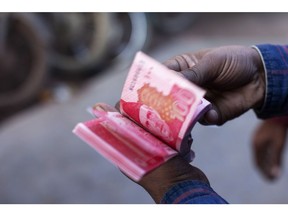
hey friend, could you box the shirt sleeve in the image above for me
[160,180,228,204]
[252,44,288,119]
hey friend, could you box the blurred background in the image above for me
[0,12,288,204]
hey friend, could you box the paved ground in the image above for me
[1,13,288,204]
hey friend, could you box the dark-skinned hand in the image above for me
[163,45,266,125]
[93,103,209,203]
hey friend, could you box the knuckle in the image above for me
[174,55,189,71]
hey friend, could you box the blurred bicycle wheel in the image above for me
[0,13,48,110]
[46,13,151,78]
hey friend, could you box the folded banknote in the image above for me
[73,51,211,181]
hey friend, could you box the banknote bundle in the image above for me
[73,51,211,181]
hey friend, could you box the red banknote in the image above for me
[73,111,178,181]
[73,51,211,181]
[120,52,208,153]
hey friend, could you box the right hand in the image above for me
[163,46,266,125]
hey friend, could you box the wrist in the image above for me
[138,156,209,203]
[251,46,266,110]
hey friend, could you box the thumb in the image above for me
[201,89,252,125]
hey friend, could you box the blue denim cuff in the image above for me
[160,180,228,204]
[253,44,288,119]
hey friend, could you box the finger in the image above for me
[252,123,270,173]
[254,122,286,180]
[93,103,118,112]
[198,107,220,125]
[252,124,280,181]
[202,83,259,125]
[254,139,274,180]
[180,56,217,86]
[267,127,287,179]
[202,91,245,126]
[163,54,196,72]
[115,101,120,111]
[163,59,182,72]
[268,145,281,180]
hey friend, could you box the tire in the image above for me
[0,13,48,109]
[48,13,113,75]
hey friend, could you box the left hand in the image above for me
[93,103,209,203]
[138,155,209,203]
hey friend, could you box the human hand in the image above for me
[93,102,209,203]
[138,155,209,203]
[252,119,287,181]
[163,46,266,125]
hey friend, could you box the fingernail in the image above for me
[204,109,219,124]
[93,103,118,112]
[93,104,105,111]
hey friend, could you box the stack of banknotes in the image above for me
[73,51,211,181]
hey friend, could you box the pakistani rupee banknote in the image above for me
[73,51,211,181]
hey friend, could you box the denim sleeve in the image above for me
[253,44,288,119]
[160,180,228,204]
